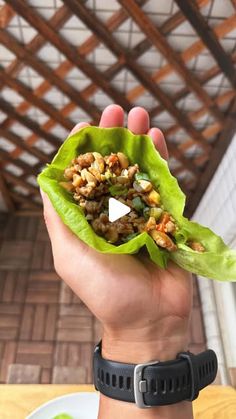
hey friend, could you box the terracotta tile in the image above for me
[26,280,59,303]
[3,217,18,240]
[58,315,92,329]
[52,366,86,384]
[80,343,93,383]
[13,272,27,303]
[0,272,6,299]
[16,342,53,368]
[0,314,19,328]
[31,242,46,270]
[67,343,80,367]
[29,271,60,281]
[0,241,33,270]
[59,282,74,304]
[43,243,54,270]
[41,368,52,384]
[19,305,34,340]
[57,328,93,343]
[0,342,17,382]
[18,341,53,354]
[36,220,49,242]
[25,217,39,240]
[7,364,41,384]
[54,343,69,366]
[15,217,28,240]
[94,318,103,343]
[229,368,236,388]
[59,304,91,317]
[0,303,21,315]
[2,272,16,302]
[44,305,58,341]
[0,342,4,361]
[32,305,47,341]
[0,329,18,340]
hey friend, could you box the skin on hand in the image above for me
[41,105,193,419]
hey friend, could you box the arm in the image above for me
[41,105,193,419]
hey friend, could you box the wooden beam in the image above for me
[0,29,101,122]
[63,0,210,154]
[0,66,74,132]
[0,4,71,85]
[175,0,236,88]
[3,170,39,195]
[9,191,41,210]
[0,97,62,148]
[165,90,236,139]
[186,98,236,217]
[2,0,208,160]
[0,126,49,163]
[150,51,236,132]
[0,171,15,212]
[0,148,38,176]
[118,0,224,124]
[130,14,236,103]
[6,0,132,112]
[0,4,14,28]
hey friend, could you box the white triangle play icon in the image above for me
[108,198,131,222]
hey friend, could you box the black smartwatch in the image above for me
[93,341,217,408]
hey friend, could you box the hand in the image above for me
[41,105,193,419]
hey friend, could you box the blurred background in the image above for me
[0,0,235,387]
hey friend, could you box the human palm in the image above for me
[42,105,192,355]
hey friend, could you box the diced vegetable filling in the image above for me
[60,152,205,252]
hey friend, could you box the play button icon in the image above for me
[108,198,131,222]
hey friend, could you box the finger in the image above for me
[127,107,150,134]
[69,121,90,136]
[148,127,169,160]
[99,104,124,127]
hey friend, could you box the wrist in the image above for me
[102,325,189,364]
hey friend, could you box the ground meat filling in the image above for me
[60,151,205,252]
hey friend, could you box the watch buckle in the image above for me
[134,360,159,408]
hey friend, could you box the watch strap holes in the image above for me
[150,378,158,395]
[100,369,104,384]
[119,375,124,389]
[161,379,166,394]
[126,376,131,391]
[105,372,110,386]
[168,378,174,393]
[175,376,181,391]
[112,374,117,387]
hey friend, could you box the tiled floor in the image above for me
[0,214,205,384]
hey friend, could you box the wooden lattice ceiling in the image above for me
[0,0,236,217]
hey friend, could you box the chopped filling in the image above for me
[60,151,205,252]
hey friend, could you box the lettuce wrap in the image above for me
[37,126,236,281]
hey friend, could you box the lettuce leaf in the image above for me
[37,126,236,281]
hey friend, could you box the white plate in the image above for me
[26,392,99,419]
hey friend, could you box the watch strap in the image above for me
[93,341,218,407]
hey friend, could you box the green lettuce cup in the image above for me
[37,126,236,281]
